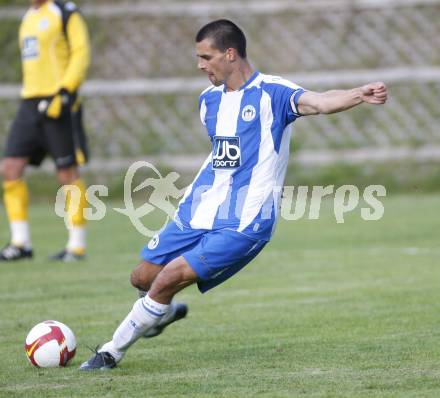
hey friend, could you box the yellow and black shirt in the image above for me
[19,0,90,98]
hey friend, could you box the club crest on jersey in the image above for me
[39,18,49,31]
[241,105,256,122]
[212,136,241,170]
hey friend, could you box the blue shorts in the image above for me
[140,221,267,293]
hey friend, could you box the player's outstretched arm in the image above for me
[297,82,388,116]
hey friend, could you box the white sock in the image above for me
[11,221,31,248]
[158,302,178,326]
[66,226,86,253]
[138,290,175,326]
[99,295,169,362]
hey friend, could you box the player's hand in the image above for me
[360,82,388,105]
[40,88,72,119]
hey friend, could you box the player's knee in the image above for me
[130,268,149,291]
[1,158,25,180]
[0,160,8,179]
[56,167,79,185]
[130,269,148,290]
[130,261,161,291]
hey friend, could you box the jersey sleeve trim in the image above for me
[290,88,306,117]
[199,98,207,126]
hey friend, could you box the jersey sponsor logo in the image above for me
[241,105,256,122]
[212,136,241,169]
[22,37,39,59]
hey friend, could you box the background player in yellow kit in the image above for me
[0,0,90,262]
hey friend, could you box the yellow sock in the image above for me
[64,179,87,253]
[3,179,31,247]
[64,178,87,227]
[3,179,29,222]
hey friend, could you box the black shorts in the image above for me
[4,98,89,169]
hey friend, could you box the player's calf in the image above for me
[132,261,190,338]
[148,256,198,304]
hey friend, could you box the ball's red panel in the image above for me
[25,324,73,367]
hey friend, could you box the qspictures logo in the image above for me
[55,161,185,237]
[54,161,387,238]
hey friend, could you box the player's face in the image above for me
[196,39,231,86]
[31,0,48,6]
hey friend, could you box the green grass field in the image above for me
[0,194,439,397]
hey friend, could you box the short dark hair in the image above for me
[196,19,247,58]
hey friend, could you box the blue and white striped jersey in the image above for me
[175,71,306,241]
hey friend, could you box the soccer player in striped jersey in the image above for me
[80,19,387,370]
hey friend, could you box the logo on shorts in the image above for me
[147,234,160,250]
[241,105,256,122]
[55,155,75,168]
[212,136,241,170]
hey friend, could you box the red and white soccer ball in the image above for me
[24,320,76,368]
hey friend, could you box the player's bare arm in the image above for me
[297,82,388,115]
